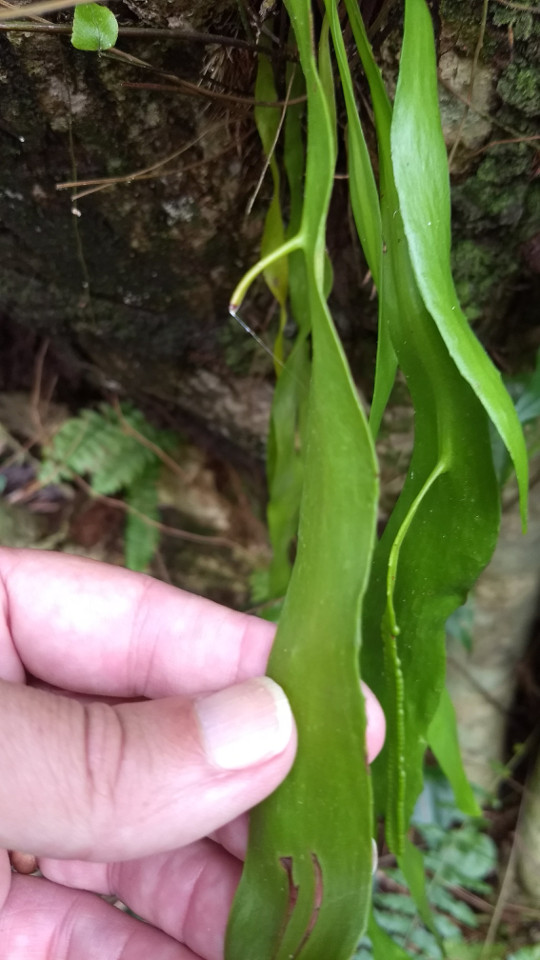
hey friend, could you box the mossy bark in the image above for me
[0,0,275,460]
[1,1,538,460]
[439,0,540,359]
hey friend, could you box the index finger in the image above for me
[0,549,275,698]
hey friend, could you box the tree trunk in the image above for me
[1,0,538,462]
[446,477,540,794]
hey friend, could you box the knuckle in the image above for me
[80,701,127,837]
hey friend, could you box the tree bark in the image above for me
[0,0,537,463]
[446,477,540,794]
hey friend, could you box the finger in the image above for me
[0,875,194,959]
[26,678,385,767]
[0,549,275,696]
[211,816,249,861]
[24,666,385,770]
[209,683,386,861]
[362,681,386,763]
[8,682,384,860]
[0,676,296,861]
[0,549,385,746]
[40,839,240,960]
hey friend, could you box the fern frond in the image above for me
[124,461,160,571]
[39,403,173,496]
[39,402,175,571]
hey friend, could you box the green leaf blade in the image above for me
[71,3,118,52]
[367,910,414,960]
[428,686,481,818]
[326,1,381,286]
[353,0,501,860]
[226,4,379,956]
[340,0,399,437]
[391,0,528,527]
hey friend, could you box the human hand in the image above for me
[0,549,385,959]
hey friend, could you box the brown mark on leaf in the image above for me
[278,855,299,931]
[277,853,324,958]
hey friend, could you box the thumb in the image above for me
[0,677,296,862]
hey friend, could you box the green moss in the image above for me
[439,0,483,56]
[440,0,481,28]
[492,7,536,43]
[453,172,528,229]
[452,239,517,320]
[441,0,540,67]
[497,61,540,117]
[476,145,532,183]
[452,143,535,231]
[448,133,537,323]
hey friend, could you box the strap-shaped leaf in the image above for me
[326,2,381,285]
[266,65,309,600]
[428,686,481,818]
[391,0,528,527]
[225,3,378,957]
[341,0,398,436]
[368,909,413,959]
[226,4,527,958]
[255,56,288,367]
[345,0,504,862]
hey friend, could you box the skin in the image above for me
[0,549,385,959]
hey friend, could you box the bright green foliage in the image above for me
[391,0,528,529]
[226,4,378,958]
[341,0,398,441]
[398,837,442,945]
[71,3,118,52]
[255,60,310,602]
[341,0,513,869]
[324,0,397,442]
[254,56,288,369]
[39,403,174,571]
[226,0,528,957]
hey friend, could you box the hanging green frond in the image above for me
[226,6,378,958]
[225,1,528,957]
[264,63,310,601]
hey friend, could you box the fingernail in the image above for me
[196,677,293,771]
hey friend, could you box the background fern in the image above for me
[124,460,161,572]
[39,403,176,571]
